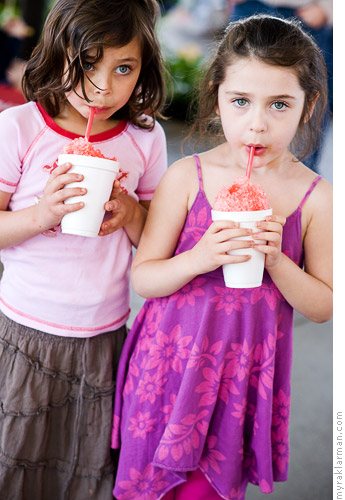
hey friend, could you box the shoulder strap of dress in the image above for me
[298,175,323,211]
[193,154,204,191]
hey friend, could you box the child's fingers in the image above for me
[257,216,286,230]
[253,242,279,257]
[99,212,125,235]
[50,162,73,177]
[210,220,240,232]
[104,199,120,212]
[222,253,252,264]
[53,186,87,203]
[215,227,252,243]
[253,230,281,244]
[59,201,85,215]
[218,239,254,254]
[46,172,84,193]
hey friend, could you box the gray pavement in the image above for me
[129,117,333,499]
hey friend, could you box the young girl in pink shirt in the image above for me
[0,0,167,498]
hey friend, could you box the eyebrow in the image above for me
[225,91,297,100]
[116,57,140,63]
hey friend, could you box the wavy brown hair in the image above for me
[22,0,166,130]
[189,15,328,160]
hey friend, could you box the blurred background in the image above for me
[0,0,333,498]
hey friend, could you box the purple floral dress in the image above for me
[112,155,322,500]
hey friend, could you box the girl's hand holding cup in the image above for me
[189,219,255,276]
[35,162,86,231]
[253,214,286,269]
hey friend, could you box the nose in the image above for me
[92,73,113,96]
[249,107,267,133]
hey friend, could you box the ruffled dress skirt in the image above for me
[0,311,126,500]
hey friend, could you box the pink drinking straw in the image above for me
[85,107,95,141]
[246,146,255,179]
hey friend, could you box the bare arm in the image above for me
[131,160,255,298]
[254,180,333,323]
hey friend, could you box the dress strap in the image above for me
[193,154,204,191]
[298,175,323,211]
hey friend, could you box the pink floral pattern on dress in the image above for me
[157,410,209,462]
[169,278,206,309]
[145,324,192,376]
[259,479,273,494]
[187,337,223,370]
[231,398,247,426]
[195,363,240,407]
[117,465,170,500]
[272,389,290,428]
[250,282,283,310]
[128,411,157,439]
[249,336,276,400]
[224,339,254,382]
[160,393,177,424]
[272,425,289,474]
[210,287,248,315]
[178,206,211,245]
[124,361,139,395]
[135,371,168,404]
[200,436,226,474]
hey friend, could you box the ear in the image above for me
[304,93,319,123]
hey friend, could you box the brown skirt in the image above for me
[0,311,126,500]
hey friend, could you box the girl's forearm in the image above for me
[123,200,148,248]
[267,253,333,323]
[132,250,199,298]
[0,204,45,249]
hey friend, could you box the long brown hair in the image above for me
[190,15,328,160]
[22,0,166,130]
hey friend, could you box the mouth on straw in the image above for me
[246,146,255,179]
[85,107,95,141]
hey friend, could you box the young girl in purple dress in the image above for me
[112,15,332,500]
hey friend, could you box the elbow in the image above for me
[308,299,333,324]
[312,310,333,324]
[131,265,152,299]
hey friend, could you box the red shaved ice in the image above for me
[213,176,270,212]
[62,138,117,161]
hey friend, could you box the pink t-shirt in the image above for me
[0,102,167,337]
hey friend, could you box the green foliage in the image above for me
[164,45,203,119]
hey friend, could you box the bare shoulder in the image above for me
[154,155,199,207]
[298,169,332,235]
[306,173,332,213]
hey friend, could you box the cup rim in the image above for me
[58,153,120,172]
[211,208,272,222]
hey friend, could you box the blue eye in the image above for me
[233,98,248,107]
[116,65,130,75]
[83,62,94,71]
[272,101,287,110]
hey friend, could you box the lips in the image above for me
[93,107,111,114]
[245,144,267,156]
